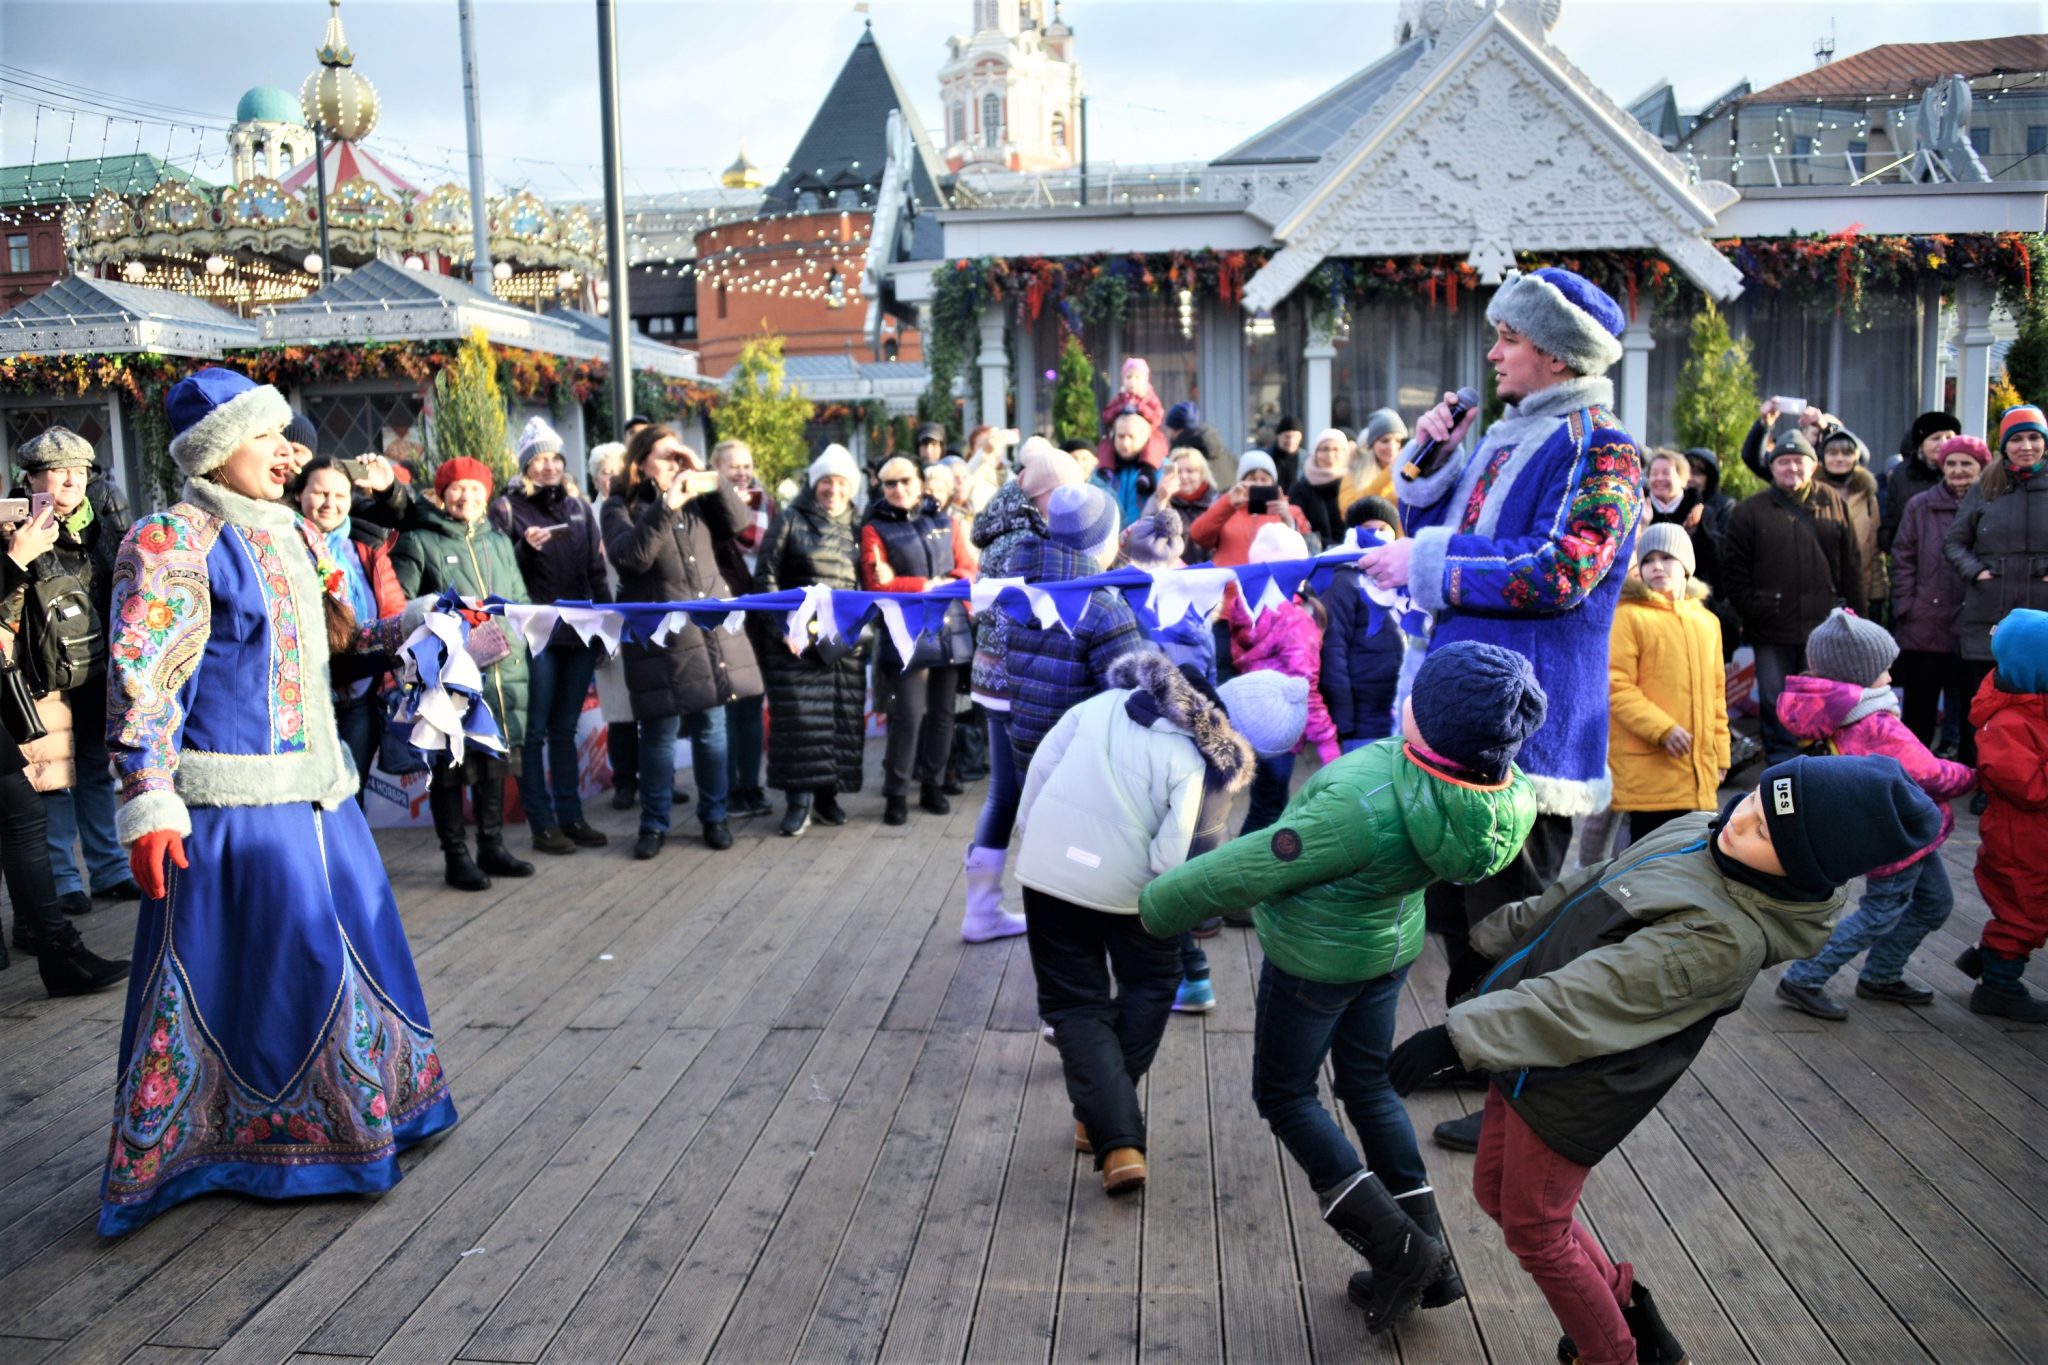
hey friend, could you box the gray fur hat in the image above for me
[1485,267,1626,377]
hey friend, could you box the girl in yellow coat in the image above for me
[1608,522,1730,844]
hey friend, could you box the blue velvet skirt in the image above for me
[97,799,456,1236]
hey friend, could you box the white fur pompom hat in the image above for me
[165,368,292,478]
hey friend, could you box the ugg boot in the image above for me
[961,847,1026,942]
[1972,949,2048,1023]
[431,776,490,892]
[1345,1187,1466,1312]
[473,780,534,878]
[1321,1169,1448,1335]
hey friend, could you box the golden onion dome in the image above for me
[721,141,763,190]
[300,0,379,142]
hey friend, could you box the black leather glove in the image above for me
[1388,1024,1462,1096]
[1444,947,1496,1003]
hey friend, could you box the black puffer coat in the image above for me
[601,478,762,722]
[1945,471,2048,661]
[754,485,866,794]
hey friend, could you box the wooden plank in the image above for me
[0,1335,60,1364]
[701,1029,929,1365]
[461,1023,773,1364]
[955,1044,1073,1365]
[1682,1038,2016,1363]
[353,1025,711,1365]
[1882,1026,2048,1160]
[1715,1012,2048,1356]
[535,1027,820,1365]
[867,1031,1033,1365]
[1051,1075,1143,1365]
[1137,1022,1222,1365]
[1204,1030,1311,1365]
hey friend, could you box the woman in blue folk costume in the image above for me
[98,368,453,1236]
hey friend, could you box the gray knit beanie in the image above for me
[1804,608,1898,687]
[1635,522,1695,576]
[1363,408,1408,447]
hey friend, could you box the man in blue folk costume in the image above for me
[1360,266,1643,1152]
[99,368,454,1235]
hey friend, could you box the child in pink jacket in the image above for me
[1224,522,1338,834]
[1774,609,1974,1020]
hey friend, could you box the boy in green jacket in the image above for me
[1140,640,1544,1335]
[1388,753,1940,1365]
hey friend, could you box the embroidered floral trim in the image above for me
[102,943,449,1209]
[109,512,218,799]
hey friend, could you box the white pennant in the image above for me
[1149,564,1234,631]
[783,583,840,654]
[873,597,916,661]
[970,576,1023,616]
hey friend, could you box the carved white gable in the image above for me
[1241,5,1741,312]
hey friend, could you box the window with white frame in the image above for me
[982,93,1002,147]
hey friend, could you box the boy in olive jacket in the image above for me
[1141,641,1544,1335]
[1389,754,1940,1365]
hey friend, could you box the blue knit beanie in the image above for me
[1759,755,1942,894]
[1992,608,2048,693]
[1410,641,1548,782]
[1047,483,1119,562]
[1164,400,1201,433]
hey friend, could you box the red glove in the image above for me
[130,830,188,901]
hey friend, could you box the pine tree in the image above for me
[1674,302,1763,499]
[1051,335,1097,445]
[717,332,816,488]
[2002,289,2048,409]
[427,329,512,487]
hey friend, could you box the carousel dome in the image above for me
[236,85,303,126]
[300,0,379,142]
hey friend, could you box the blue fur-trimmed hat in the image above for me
[1486,267,1626,377]
[165,368,292,478]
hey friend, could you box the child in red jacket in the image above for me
[1956,608,2048,1022]
[1224,521,1338,834]
[1773,609,1973,1018]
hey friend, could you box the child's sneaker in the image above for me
[1172,978,1216,1013]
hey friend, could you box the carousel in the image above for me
[63,0,604,315]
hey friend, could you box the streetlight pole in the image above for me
[312,127,334,288]
[595,0,632,442]
[457,0,493,286]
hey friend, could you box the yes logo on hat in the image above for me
[1772,776,1795,816]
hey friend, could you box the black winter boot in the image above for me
[1971,948,2048,1023]
[813,790,848,825]
[1345,1187,1466,1312]
[1320,1170,1447,1335]
[1558,1282,1689,1365]
[472,780,534,878]
[36,921,130,997]
[884,795,909,826]
[920,783,951,815]
[779,790,813,838]
[431,774,491,891]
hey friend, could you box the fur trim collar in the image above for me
[168,383,292,479]
[1108,651,1256,792]
[181,476,300,531]
[1621,576,1712,604]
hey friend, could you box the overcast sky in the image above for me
[1,0,2038,199]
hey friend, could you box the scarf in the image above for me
[1647,490,1683,515]
[1841,682,1902,728]
[2011,459,2041,485]
[323,521,378,624]
[62,496,94,537]
[1304,459,1342,487]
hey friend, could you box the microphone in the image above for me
[1402,387,1481,481]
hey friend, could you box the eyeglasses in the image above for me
[881,477,916,487]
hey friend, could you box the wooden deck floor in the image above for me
[2,744,2045,1365]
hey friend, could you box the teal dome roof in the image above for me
[235,86,303,126]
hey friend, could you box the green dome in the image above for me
[235,86,303,126]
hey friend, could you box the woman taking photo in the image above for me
[859,456,974,826]
[1946,403,2048,779]
[754,445,866,838]
[392,456,534,891]
[601,424,761,858]
[492,417,611,856]
[293,454,405,801]
[105,368,452,1235]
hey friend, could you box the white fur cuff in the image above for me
[168,383,293,478]
[117,788,192,846]
[1406,527,1453,614]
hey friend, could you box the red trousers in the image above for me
[1473,1089,1636,1365]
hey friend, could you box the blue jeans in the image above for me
[45,685,125,896]
[638,706,728,833]
[1252,959,1428,1198]
[1783,853,1952,989]
[521,640,601,833]
[1243,751,1296,836]
[1752,641,1807,764]
[1178,932,1209,981]
[726,692,765,793]
[972,710,1020,849]
[335,690,381,809]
